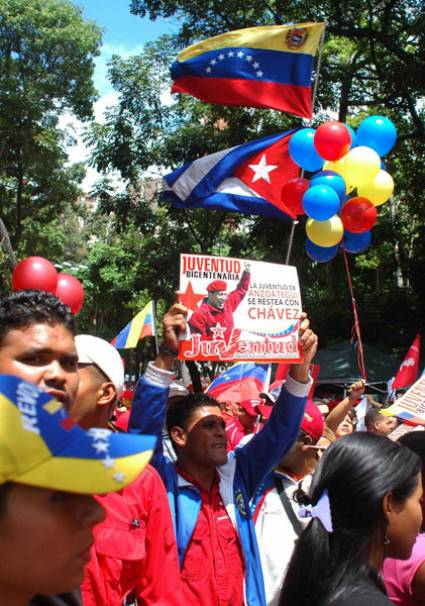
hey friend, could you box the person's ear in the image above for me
[97,382,116,407]
[383,491,404,523]
[300,434,313,451]
[171,425,188,447]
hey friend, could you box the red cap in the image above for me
[240,399,261,417]
[114,409,130,432]
[256,403,273,419]
[207,280,227,292]
[301,400,324,443]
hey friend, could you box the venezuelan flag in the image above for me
[112,301,155,349]
[171,22,325,119]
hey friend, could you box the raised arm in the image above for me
[235,314,318,497]
[128,304,188,470]
[324,380,365,433]
[225,263,251,312]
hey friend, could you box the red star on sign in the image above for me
[179,280,204,311]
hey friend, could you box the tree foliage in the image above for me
[0,0,102,249]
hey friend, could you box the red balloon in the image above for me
[314,121,352,161]
[55,273,84,315]
[341,197,377,233]
[281,178,310,215]
[12,256,58,293]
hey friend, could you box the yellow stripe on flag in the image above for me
[177,23,325,62]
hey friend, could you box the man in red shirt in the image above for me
[189,263,251,340]
[130,305,318,606]
[73,335,182,606]
[221,398,260,451]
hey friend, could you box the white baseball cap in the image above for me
[75,334,125,396]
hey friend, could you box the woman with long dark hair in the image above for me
[383,430,425,605]
[279,432,422,606]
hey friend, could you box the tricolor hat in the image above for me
[207,280,227,292]
[0,375,155,494]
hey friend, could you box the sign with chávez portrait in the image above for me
[178,253,303,362]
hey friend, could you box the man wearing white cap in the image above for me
[70,334,125,430]
[71,334,182,606]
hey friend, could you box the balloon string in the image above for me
[341,246,368,381]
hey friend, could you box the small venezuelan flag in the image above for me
[171,22,325,119]
[112,301,156,349]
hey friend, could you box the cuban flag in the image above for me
[171,22,325,119]
[206,362,270,402]
[163,129,299,220]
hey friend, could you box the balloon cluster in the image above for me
[11,256,84,314]
[285,115,396,262]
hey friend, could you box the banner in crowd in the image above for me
[178,253,302,362]
[383,375,425,425]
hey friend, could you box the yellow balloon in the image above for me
[323,157,354,193]
[306,216,344,247]
[323,157,347,178]
[358,170,394,206]
[343,146,381,188]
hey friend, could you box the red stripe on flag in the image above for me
[172,76,312,119]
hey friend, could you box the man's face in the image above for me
[279,433,319,478]
[224,400,243,418]
[0,323,79,410]
[0,484,105,597]
[180,405,228,467]
[374,415,394,436]
[207,290,227,310]
[70,364,106,429]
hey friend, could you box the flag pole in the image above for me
[152,300,159,355]
[285,21,327,264]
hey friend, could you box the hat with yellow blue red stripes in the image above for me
[0,374,156,494]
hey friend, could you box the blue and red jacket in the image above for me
[129,363,310,606]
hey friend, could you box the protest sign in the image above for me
[382,375,425,425]
[178,253,303,362]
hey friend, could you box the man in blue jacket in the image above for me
[129,304,317,606]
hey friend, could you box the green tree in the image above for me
[0,0,102,260]
[85,2,425,355]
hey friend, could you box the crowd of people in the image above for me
[0,288,424,606]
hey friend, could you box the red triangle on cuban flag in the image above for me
[234,134,299,213]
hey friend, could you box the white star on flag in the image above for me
[211,59,217,65]
[228,51,234,57]
[87,428,110,441]
[218,53,225,60]
[114,472,125,483]
[93,442,109,454]
[253,62,260,68]
[206,67,212,73]
[101,456,115,469]
[246,55,253,62]
[256,70,263,77]
[237,51,244,58]
[248,154,278,184]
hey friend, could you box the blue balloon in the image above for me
[305,238,339,263]
[344,124,358,148]
[310,170,346,202]
[302,184,340,221]
[357,115,397,156]
[289,128,324,172]
[342,230,372,253]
